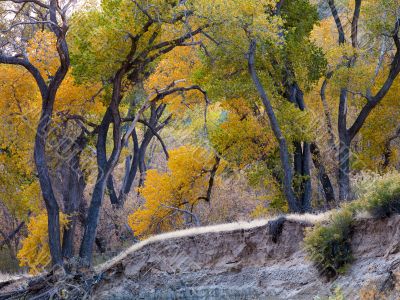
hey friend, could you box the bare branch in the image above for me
[198,156,220,203]
[0,0,49,9]
[160,204,201,227]
[1,20,59,33]
[137,119,169,160]
[327,0,345,44]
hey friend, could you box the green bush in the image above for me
[305,173,400,279]
[363,174,400,218]
[304,204,359,278]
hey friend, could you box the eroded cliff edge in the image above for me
[92,215,400,299]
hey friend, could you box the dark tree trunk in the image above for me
[286,83,313,212]
[34,111,63,267]
[248,40,300,212]
[327,0,400,202]
[293,142,303,178]
[61,173,85,259]
[138,133,153,187]
[118,130,140,205]
[338,88,351,201]
[79,110,115,264]
[301,142,312,212]
[106,176,119,206]
[338,136,351,201]
[80,66,127,264]
[310,143,336,204]
[61,135,87,259]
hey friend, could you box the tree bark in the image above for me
[61,135,87,259]
[310,143,336,204]
[327,1,400,202]
[118,130,140,205]
[338,137,351,201]
[285,81,314,211]
[301,142,312,212]
[79,110,116,264]
[79,67,125,264]
[248,40,300,212]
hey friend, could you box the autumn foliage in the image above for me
[128,145,221,237]
[0,0,400,278]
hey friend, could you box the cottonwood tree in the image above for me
[107,45,210,207]
[0,0,72,267]
[193,0,324,212]
[128,145,221,237]
[70,0,213,264]
[325,0,400,200]
[1,0,215,268]
[251,0,334,208]
[0,26,105,272]
[106,99,172,207]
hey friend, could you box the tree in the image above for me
[128,145,221,237]
[70,0,215,264]
[192,0,321,212]
[324,0,400,200]
[0,0,72,267]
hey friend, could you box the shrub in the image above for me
[362,173,400,218]
[305,173,400,280]
[304,204,359,278]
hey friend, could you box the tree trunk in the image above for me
[138,134,153,187]
[118,130,140,205]
[106,176,119,206]
[310,143,336,205]
[248,40,300,212]
[338,137,351,201]
[301,142,312,212]
[61,156,86,258]
[288,83,313,212]
[338,88,351,201]
[34,110,63,267]
[80,67,126,264]
[79,110,114,265]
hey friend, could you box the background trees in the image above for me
[0,0,399,275]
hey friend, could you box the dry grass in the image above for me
[286,211,333,224]
[0,272,30,283]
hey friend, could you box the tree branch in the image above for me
[327,0,345,44]
[351,0,362,48]
[198,156,220,202]
[348,18,400,140]
[0,0,49,9]
[0,53,47,97]
[137,119,169,160]
[160,204,201,227]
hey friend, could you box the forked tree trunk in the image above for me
[79,110,116,264]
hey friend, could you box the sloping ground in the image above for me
[92,214,400,299]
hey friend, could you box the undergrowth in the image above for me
[305,172,400,279]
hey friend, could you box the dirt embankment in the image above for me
[92,215,400,299]
[1,215,400,299]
